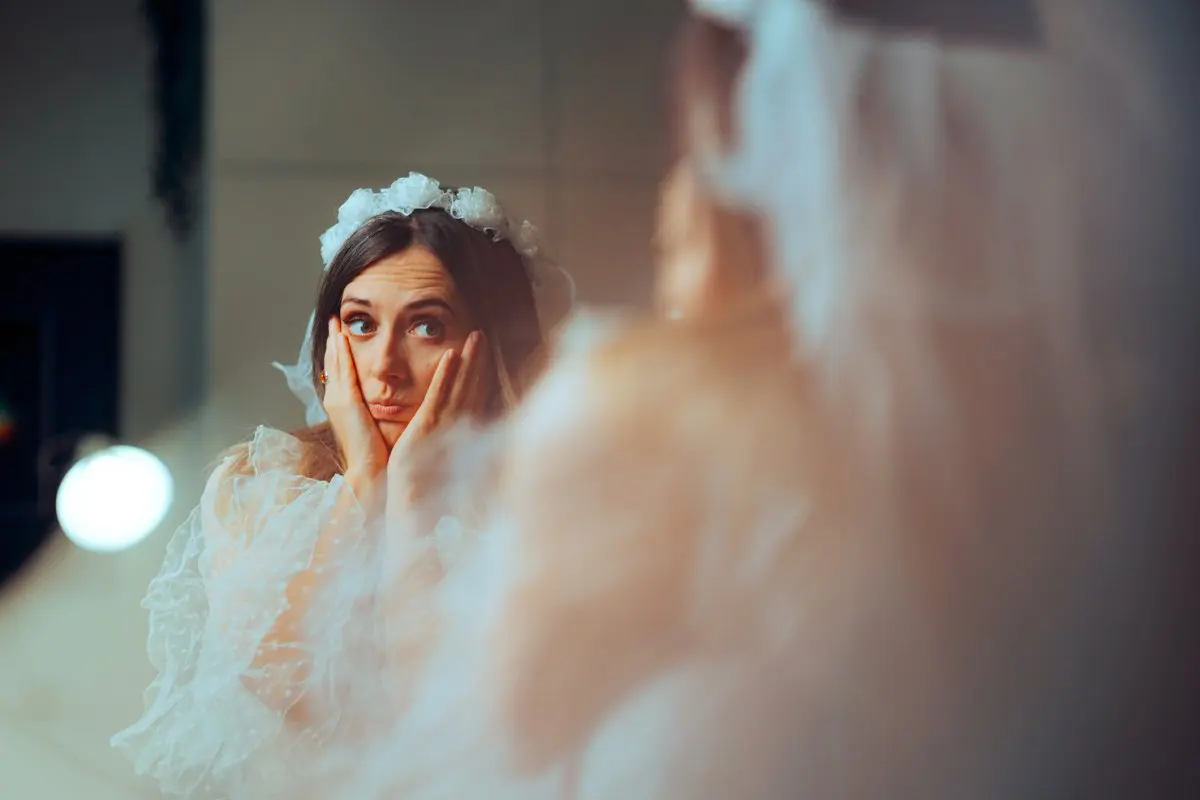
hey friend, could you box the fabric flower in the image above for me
[336,188,378,225]
[382,172,446,214]
[513,220,541,258]
[449,187,507,231]
[320,221,358,267]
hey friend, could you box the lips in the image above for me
[367,403,413,422]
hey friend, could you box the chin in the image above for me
[379,420,408,448]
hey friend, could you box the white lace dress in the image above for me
[110,316,819,800]
[110,425,477,799]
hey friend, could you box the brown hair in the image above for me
[294,207,545,480]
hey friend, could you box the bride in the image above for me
[111,173,571,798]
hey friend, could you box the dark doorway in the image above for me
[0,237,121,594]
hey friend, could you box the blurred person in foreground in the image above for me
[472,2,1191,796]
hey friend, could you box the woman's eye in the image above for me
[344,317,375,336]
[411,319,445,340]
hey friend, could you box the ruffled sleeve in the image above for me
[110,426,370,799]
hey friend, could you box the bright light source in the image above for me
[55,445,174,553]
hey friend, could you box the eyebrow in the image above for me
[340,295,455,315]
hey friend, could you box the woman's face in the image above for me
[339,245,474,446]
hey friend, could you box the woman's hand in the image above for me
[322,316,389,506]
[385,330,489,515]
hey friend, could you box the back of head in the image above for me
[673,0,1198,794]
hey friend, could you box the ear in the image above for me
[654,161,712,320]
[654,160,765,321]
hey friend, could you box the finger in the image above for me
[459,333,492,416]
[334,330,365,402]
[408,348,458,433]
[467,333,493,413]
[446,331,482,412]
[324,316,340,387]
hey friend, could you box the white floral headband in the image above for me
[275,172,575,426]
[317,172,545,268]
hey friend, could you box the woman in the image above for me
[111,172,571,798]
[297,1,1183,798]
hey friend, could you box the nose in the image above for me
[364,328,413,387]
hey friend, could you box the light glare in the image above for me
[55,445,174,553]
